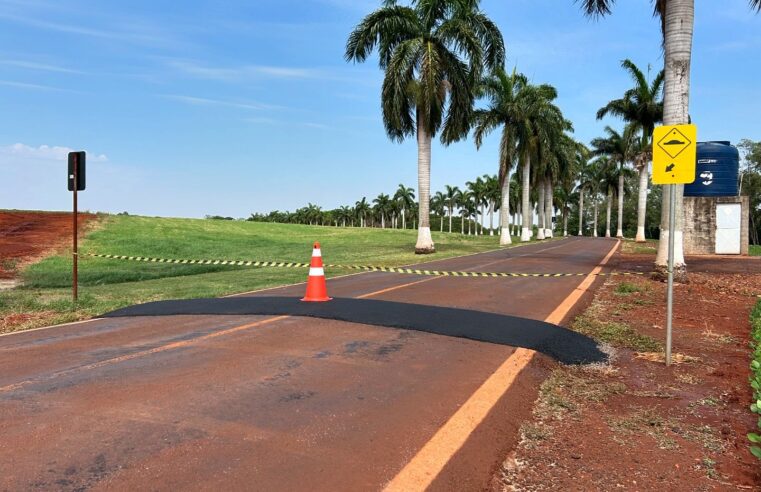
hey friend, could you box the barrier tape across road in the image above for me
[86,253,645,278]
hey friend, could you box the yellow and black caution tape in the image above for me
[87,253,312,268]
[86,253,645,278]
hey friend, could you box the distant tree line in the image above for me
[739,139,761,245]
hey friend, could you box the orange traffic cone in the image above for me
[301,241,332,302]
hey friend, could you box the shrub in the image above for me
[748,299,761,459]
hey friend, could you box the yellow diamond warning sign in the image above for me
[652,124,697,185]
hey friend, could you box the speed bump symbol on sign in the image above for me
[652,124,697,185]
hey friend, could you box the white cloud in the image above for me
[0,10,185,49]
[0,79,65,91]
[0,143,108,162]
[168,60,320,82]
[161,94,283,111]
[0,59,83,74]
[303,122,330,130]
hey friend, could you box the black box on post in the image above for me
[67,151,86,191]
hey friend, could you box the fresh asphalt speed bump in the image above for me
[86,253,644,278]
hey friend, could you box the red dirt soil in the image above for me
[0,211,97,279]
[498,249,761,491]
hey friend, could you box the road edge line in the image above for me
[544,239,620,325]
[382,239,621,491]
[383,348,535,492]
[0,318,101,338]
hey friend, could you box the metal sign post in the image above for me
[73,158,78,301]
[68,151,86,302]
[665,183,676,366]
[652,124,697,367]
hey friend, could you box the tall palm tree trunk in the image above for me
[513,212,518,236]
[415,113,434,254]
[578,188,584,236]
[461,213,465,234]
[616,169,624,238]
[593,197,599,237]
[448,206,453,233]
[655,0,693,276]
[489,203,495,236]
[636,163,649,242]
[499,174,512,245]
[563,209,568,237]
[544,179,553,238]
[520,157,532,242]
[381,215,385,229]
[606,187,613,237]
[514,205,520,237]
[537,180,546,240]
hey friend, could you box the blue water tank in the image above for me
[684,141,739,197]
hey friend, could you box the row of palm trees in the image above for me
[346,0,761,276]
[249,56,666,243]
[247,177,505,234]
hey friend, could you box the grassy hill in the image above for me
[2,214,519,333]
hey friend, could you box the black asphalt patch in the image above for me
[104,297,606,365]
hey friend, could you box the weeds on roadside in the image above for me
[572,313,661,352]
[747,299,761,459]
[615,282,646,295]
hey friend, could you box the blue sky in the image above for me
[2,0,759,218]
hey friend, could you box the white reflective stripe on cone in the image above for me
[313,249,322,257]
[309,267,325,276]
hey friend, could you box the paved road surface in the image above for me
[0,237,618,491]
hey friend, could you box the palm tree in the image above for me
[355,197,370,227]
[597,59,664,242]
[472,69,528,245]
[575,146,593,235]
[461,197,477,235]
[588,158,609,237]
[519,84,565,242]
[388,200,400,229]
[373,193,392,228]
[305,203,322,225]
[540,133,576,239]
[590,124,637,238]
[599,159,619,237]
[509,173,521,236]
[555,186,575,237]
[466,177,486,235]
[554,138,582,237]
[444,185,461,233]
[483,174,500,235]
[577,0,761,274]
[393,184,415,230]
[337,206,352,227]
[431,191,446,232]
[346,0,505,254]
[457,190,472,234]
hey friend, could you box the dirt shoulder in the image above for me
[497,244,761,490]
[0,210,98,280]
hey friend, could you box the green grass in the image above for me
[1,214,535,333]
[615,281,645,295]
[621,239,658,255]
[572,313,662,352]
[750,245,761,256]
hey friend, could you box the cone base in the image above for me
[301,296,333,302]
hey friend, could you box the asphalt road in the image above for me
[0,237,618,491]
